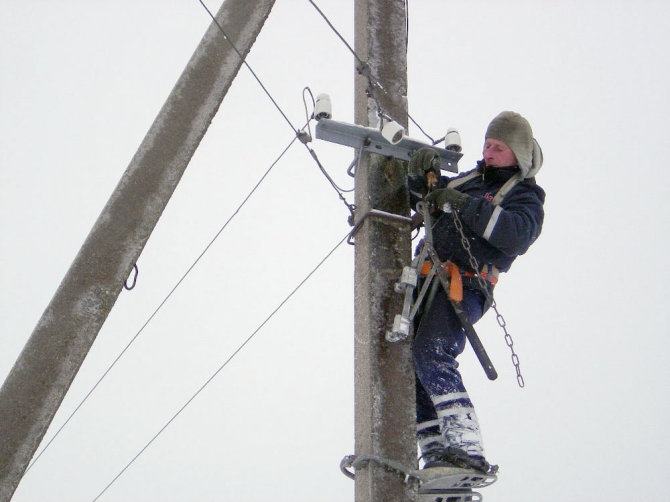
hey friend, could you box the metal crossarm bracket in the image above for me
[315,118,461,172]
[348,208,413,245]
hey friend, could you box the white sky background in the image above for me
[1,1,669,501]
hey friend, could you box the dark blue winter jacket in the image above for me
[409,162,545,274]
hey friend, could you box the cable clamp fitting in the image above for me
[297,129,312,144]
[356,62,372,79]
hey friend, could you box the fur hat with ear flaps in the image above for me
[485,111,543,179]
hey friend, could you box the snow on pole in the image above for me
[352,1,417,501]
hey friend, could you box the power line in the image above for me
[306,0,436,144]
[307,0,362,66]
[27,0,356,475]
[198,0,299,134]
[28,0,352,470]
[25,135,299,474]
[200,1,355,215]
[300,87,356,220]
[91,231,350,502]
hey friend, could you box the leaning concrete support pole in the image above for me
[353,1,417,501]
[0,1,275,499]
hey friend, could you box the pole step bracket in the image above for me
[412,465,497,500]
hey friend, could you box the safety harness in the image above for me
[389,201,498,380]
[389,169,526,382]
[446,169,523,204]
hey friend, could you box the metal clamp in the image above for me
[387,266,419,342]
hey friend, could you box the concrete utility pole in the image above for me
[353,1,417,501]
[0,1,275,500]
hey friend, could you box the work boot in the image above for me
[439,446,498,475]
[421,447,497,474]
[421,447,459,469]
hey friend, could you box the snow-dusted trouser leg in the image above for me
[417,419,442,458]
[416,372,443,458]
[413,288,488,458]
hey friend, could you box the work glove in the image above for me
[409,147,440,179]
[426,187,469,212]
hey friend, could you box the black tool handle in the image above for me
[425,244,498,380]
[449,299,498,380]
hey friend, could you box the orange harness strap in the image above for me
[419,261,498,300]
[447,262,463,302]
[419,261,463,302]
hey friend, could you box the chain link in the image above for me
[452,210,525,388]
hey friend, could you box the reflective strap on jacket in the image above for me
[446,171,480,190]
[481,173,522,242]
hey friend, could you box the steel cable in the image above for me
[91,231,350,501]
[25,135,299,474]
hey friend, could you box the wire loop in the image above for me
[123,264,138,290]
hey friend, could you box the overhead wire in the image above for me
[84,3,447,497]
[306,0,437,144]
[200,0,355,216]
[302,86,316,141]
[302,87,353,194]
[28,0,359,474]
[25,134,300,474]
[91,230,350,502]
[300,87,356,228]
[198,0,299,134]
[84,6,364,488]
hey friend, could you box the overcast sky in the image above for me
[1,1,669,501]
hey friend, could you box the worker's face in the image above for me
[483,138,517,168]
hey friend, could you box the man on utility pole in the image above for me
[352,1,417,501]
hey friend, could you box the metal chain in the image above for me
[451,210,525,388]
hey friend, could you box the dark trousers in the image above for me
[413,287,488,425]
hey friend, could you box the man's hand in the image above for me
[426,187,469,212]
[409,147,440,179]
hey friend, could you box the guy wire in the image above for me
[25,135,300,474]
[307,0,436,144]
[91,231,350,502]
[198,0,299,134]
